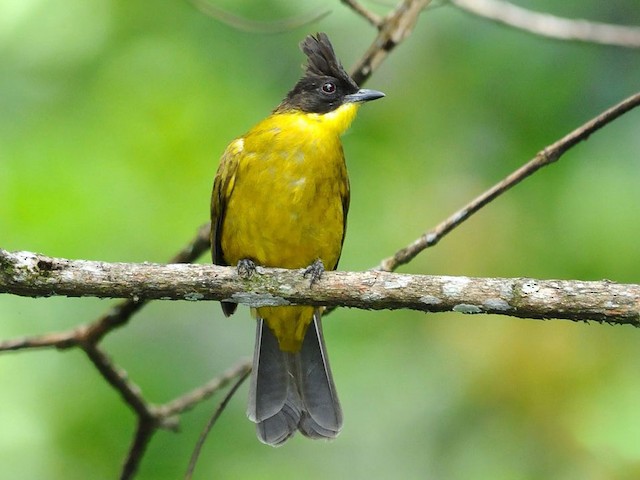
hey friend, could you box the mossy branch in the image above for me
[2,249,639,337]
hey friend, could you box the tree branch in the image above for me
[82,344,155,421]
[184,366,251,480]
[117,360,250,480]
[1,249,638,327]
[451,0,640,48]
[121,418,157,480]
[4,3,639,476]
[377,90,640,272]
[349,0,433,85]
[341,0,383,28]
[156,360,252,419]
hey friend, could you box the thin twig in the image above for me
[451,0,640,49]
[184,367,251,480]
[157,360,252,418]
[119,362,252,480]
[188,0,331,34]
[82,344,154,421]
[350,0,433,85]
[0,329,79,352]
[121,418,157,480]
[377,91,640,272]
[341,0,383,27]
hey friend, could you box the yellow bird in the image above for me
[210,32,384,446]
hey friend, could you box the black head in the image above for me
[276,33,369,114]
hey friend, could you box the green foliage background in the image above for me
[2,1,640,478]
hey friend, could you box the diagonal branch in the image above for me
[349,0,433,86]
[341,0,383,27]
[82,344,155,422]
[377,90,640,272]
[121,418,157,480]
[0,329,79,352]
[451,0,640,48]
[184,366,251,480]
[116,359,250,480]
[156,360,252,418]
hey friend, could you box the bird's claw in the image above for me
[237,259,256,279]
[303,259,325,286]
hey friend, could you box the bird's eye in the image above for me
[321,82,336,94]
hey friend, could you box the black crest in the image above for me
[301,33,359,92]
[276,33,360,114]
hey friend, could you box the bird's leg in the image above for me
[237,258,257,279]
[303,259,325,286]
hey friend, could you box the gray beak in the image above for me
[344,89,385,103]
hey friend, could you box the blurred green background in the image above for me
[2,0,640,478]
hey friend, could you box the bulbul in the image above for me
[210,32,384,446]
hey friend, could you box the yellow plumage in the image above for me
[210,32,383,445]
[214,106,356,351]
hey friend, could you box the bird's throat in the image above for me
[305,102,360,136]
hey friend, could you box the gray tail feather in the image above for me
[247,311,342,446]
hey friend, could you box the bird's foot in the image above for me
[237,259,256,279]
[303,259,325,286]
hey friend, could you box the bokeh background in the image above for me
[2,0,640,478]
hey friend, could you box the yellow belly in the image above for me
[220,112,350,351]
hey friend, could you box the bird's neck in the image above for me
[277,103,360,137]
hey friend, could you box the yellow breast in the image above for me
[218,105,356,351]
[220,108,352,270]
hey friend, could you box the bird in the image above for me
[210,32,384,446]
